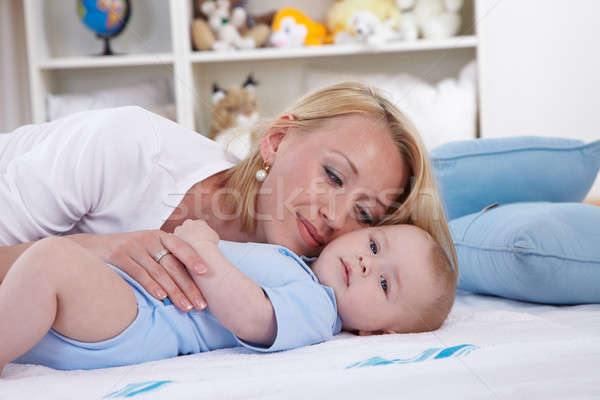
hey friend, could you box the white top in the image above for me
[0,106,236,245]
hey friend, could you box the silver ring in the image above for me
[153,249,171,263]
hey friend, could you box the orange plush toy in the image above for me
[270,8,327,48]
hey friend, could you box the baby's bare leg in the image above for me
[0,237,137,374]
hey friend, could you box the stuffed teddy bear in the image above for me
[270,8,328,48]
[396,0,463,40]
[191,0,273,51]
[333,10,400,45]
[202,0,255,51]
[210,74,260,160]
[326,0,401,44]
[191,18,215,51]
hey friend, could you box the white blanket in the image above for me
[2,290,600,399]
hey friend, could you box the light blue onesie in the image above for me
[14,241,342,370]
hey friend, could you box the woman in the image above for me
[0,82,456,312]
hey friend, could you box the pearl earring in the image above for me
[255,163,270,182]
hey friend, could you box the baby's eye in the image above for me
[380,275,388,293]
[369,239,378,254]
[324,166,343,186]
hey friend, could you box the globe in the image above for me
[77,0,131,55]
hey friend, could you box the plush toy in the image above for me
[210,74,260,160]
[396,0,463,40]
[326,0,401,44]
[237,2,274,48]
[191,0,273,51]
[243,23,271,49]
[333,10,400,46]
[201,0,255,51]
[191,18,215,51]
[270,8,328,48]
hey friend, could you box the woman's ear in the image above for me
[259,114,294,164]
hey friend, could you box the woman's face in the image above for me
[255,114,409,256]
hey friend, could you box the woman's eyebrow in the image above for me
[330,150,358,176]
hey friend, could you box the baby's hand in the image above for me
[173,219,220,249]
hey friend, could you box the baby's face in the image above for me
[311,225,435,334]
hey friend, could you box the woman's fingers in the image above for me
[143,250,207,312]
[159,234,208,309]
[112,252,167,301]
[160,233,206,274]
[104,230,207,312]
[135,252,192,311]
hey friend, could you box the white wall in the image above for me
[0,0,30,132]
[42,0,172,57]
[477,0,600,198]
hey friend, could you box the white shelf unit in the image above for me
[37,54,175,69]
[188,36,478,63]
[23,0,478,135]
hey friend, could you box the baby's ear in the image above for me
[358,329,396,336]
[353,329,396,336]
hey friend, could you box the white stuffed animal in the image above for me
[201,0,255,51]
[269,16,308,48]
[334,10,399,46]
[396,0,463,40]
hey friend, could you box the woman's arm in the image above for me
[167,220,277,346]
[0,108,209,312]
[0,231,209,312]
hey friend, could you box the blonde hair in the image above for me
[409,235,457,333]
[220,82,458,274]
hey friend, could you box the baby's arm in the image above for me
[169,220,276,346]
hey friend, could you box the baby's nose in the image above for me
[358,256,369,276]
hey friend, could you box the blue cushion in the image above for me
[451,202,600,304]
[431,136,600,220]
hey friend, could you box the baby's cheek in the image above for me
[338,295,367,325]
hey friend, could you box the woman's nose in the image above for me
[319,205,345,231]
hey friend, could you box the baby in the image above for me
[0,220,456,373]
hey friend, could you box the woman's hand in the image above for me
[72,230,208,312]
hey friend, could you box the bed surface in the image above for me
[2,290,599,399]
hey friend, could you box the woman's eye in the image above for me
[357,206,373,226]
[324,166,343,186]
[380,275,388,293]
[369,239,378,254]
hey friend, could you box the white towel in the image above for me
[2,290,600,399]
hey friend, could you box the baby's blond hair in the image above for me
[396,231,457,334]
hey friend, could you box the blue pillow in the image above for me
[451,202,600,304]
[430,136,600,220]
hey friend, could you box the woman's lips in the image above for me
[296,213,324,248]
[340,258,350,287]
